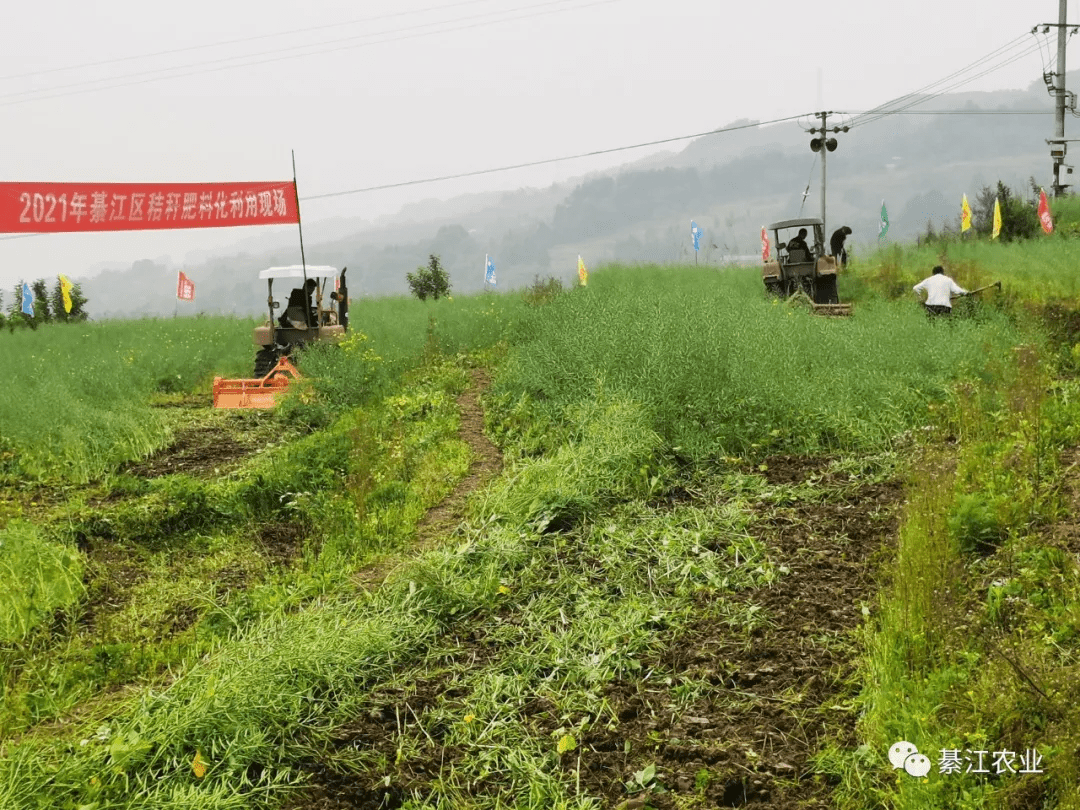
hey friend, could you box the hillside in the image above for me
[74,73,1067,319]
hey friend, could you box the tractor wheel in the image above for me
[254,347,278,377]
[814,275,839,305]
[764,281,784,298]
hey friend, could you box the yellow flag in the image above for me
[992,198,1002,240]
[59,275,74,313]
[577,255,587,287]
[961,194,972,232]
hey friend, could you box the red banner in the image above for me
[1038,188,1054,234]
[177,271,195,301]
[760,226,770,262]
[0,181,298,233]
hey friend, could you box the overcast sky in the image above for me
[0,0,1061,290]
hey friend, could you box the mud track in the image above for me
[414,367,502,543]
[352,368,502,591]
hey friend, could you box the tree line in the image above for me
[1,277,89,332]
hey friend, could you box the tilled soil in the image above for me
[122,424,252,478]
[296,438,904,809]
[565,479,902,809]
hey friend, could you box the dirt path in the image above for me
[414,367,502,543]
[352,366,502,587]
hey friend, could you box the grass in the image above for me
[818,235,1080,808]
[496,263,1032,461]
[0,521,83,644]
[0,355,474,736]
[0,375,774,810]
[5,244,1080,808]
[0,316,257,482]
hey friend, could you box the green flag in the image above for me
[878,200,890,240]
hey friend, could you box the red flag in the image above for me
[177,271,195,301]
[1038,188,1054,234]
[761,226,770,262]
[0,181,298,233]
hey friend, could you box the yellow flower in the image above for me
[192,750,207,778]
[498,585,511,595]
[464,714,476,724]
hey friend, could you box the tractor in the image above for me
[762,218,850,315]
[212,265,349,409]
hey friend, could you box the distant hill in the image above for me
[79,73,1069,319]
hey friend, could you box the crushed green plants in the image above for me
[5,223,1080,809]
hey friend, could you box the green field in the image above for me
[3,223,1080,809]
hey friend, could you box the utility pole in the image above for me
[1043,0,1078,196]
[820,111,828,238]
[1054,0,1069,196]
[808,112,848,243]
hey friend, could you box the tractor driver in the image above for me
[786,228,810,258]
[280,278,317,328]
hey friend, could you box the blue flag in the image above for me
[21,282,33,317]
[690,220,702,252]
[485,254,496,286]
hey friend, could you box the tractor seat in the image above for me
[787,248,808,263]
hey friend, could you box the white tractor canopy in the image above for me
[768,217,823,231]
[259,265,340,280]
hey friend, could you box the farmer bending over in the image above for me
[913,265,967,317]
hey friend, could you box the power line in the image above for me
[0,0,502,83]
[299,114,809,201]
[0,0,623,107]
[847,109,1050,114]
[301,107,1056,202]
[850,35,1042,129]
[849,34,1030,126]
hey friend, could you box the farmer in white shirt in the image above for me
[913,265,967,316]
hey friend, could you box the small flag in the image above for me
[690,220,702,252]
[961,194,972,232]
[577,255,588,286]
[878,200,890,240]
[176,271,195,301]
[485,254,496,286]
[761,226,770,261]
[1038,188,1054,234]
[21,282,33,317]
[992,197,1002,240]
[59,275,73,313]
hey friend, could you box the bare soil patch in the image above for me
[298,452,903,809]
[122,424,250,479]
[563,479,903,809]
